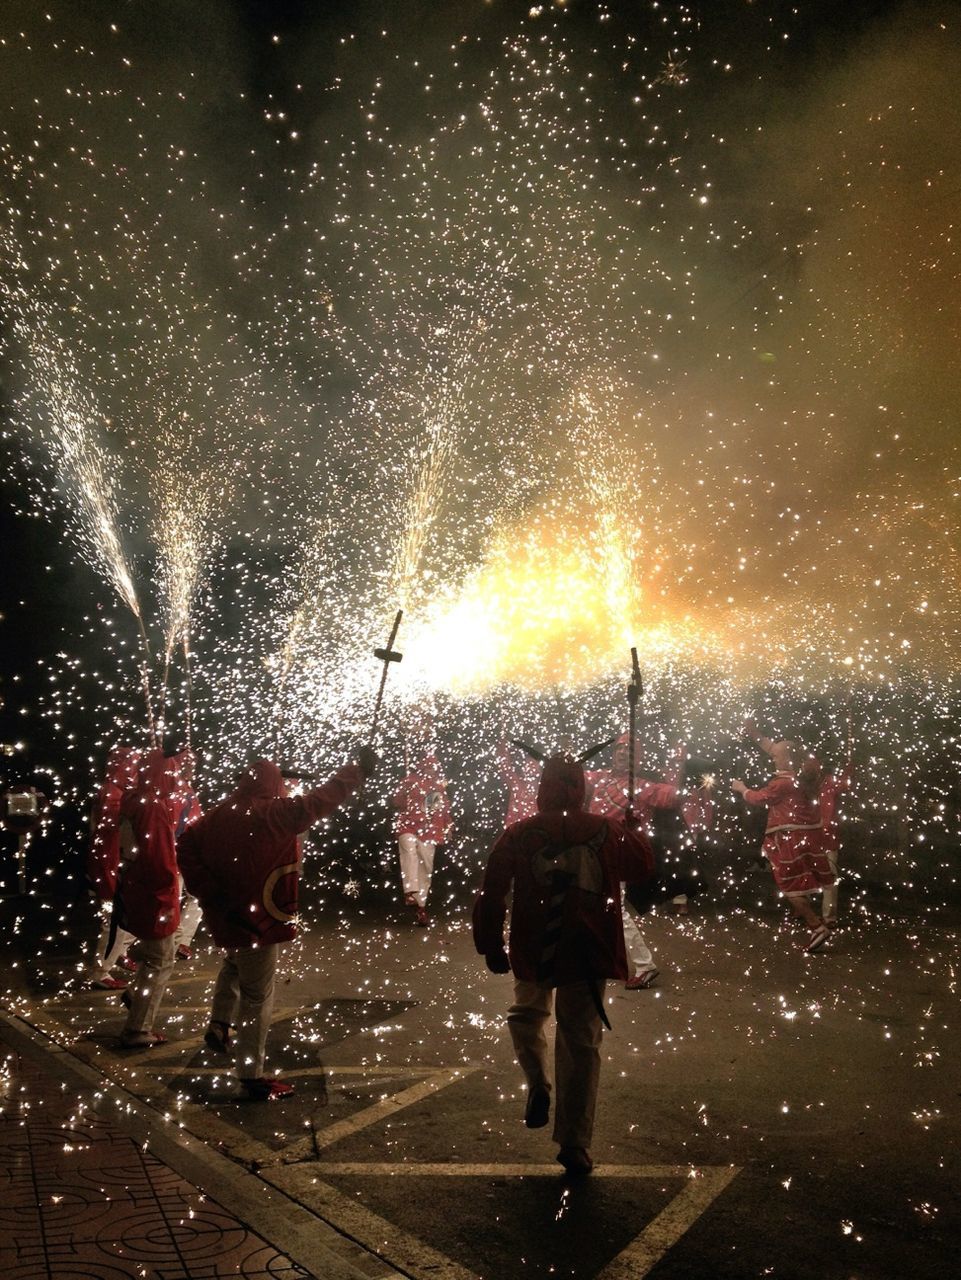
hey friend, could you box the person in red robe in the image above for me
[390,750,452,926]
[496,739,541,825]
[799,753,853,928]
[733,726,834,952]
[473,753,654,1176]
[115,747,194,1047]
[178,748,376,1101]
[586,734,683,989]
[86,746,141,989]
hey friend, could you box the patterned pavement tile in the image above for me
[0,1051,314,1279]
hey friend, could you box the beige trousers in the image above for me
[123,934,177,1034]
[211,944,278,1080]
[507,978,605,1149]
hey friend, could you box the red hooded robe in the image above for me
[87,746,141,900]
[177,759,363,949]
[392,752,452,845]
[496,741,541,826]
[117,749,191,940]
[473,755,654,984]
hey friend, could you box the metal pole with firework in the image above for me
[371,609,404,738]
[626,646,643,820]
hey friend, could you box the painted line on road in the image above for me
[316,1162,708,1177]
[269,1162,479,1280]
[599,1165,742,1279]
[268,1161,741,1280]
[272,1065,479,1164]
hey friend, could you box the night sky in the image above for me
[1,1,959,813]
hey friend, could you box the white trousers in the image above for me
[174,884,203,950]
[621,887,655,976]
[90,903,135,982]
[398,834,435,907]
[210,944,278,1081]
[123,935,176,1035]
[507,979,605,1149]
[821,852,840,922]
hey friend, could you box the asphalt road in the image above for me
[2,888,958,1279]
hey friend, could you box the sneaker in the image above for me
[524,1084,551,1129]
[556,1146,593,1177]
[88,976,128,991]
[414,906,431,927]
[117,954,138,972]
[805,924,831,954]
[241,1077,295,1101]
[175,945,192,962]
[625,968,659,990]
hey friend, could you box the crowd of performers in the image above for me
[82,715,851,1169]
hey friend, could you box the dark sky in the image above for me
[1,0,959,779]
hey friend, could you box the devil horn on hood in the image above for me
[509,738,545,762]
[576,735,618,764]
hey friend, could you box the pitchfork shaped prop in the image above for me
[371,609,404,737]
[626,646,643,818]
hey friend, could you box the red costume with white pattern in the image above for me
[391,753,452,845]
[742,771,834,895]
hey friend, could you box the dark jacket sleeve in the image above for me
[472,831,514,956]
[261,764,364,838]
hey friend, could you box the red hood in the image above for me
[417,753,445,785]
[105,746,141,791]
[235,759,286,800]
[138,748,191,804]
[537,754,586,812]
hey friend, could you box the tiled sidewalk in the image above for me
[0,1049,313,1280]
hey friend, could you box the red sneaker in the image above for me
[88,976,127,991]
[175,945,192,962]
[624,968,659,990]
[117,954,138,973]
[241,1077,295,1101]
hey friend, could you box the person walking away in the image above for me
[473,752,654,1176]
[115,747,193,1047]
[178,748,376,1101]
[86,746,140,990]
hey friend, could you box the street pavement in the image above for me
[1,888,958,1279]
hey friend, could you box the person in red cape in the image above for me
[799,752,853,928]
[473,753,654,1176]
[177,748,376,1101]
[115,747,193,1047]
[390,749,452,927]
[586,733,683,990]
[496,739,541,825]
[733,724,834,952]
[86,746,141,990]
